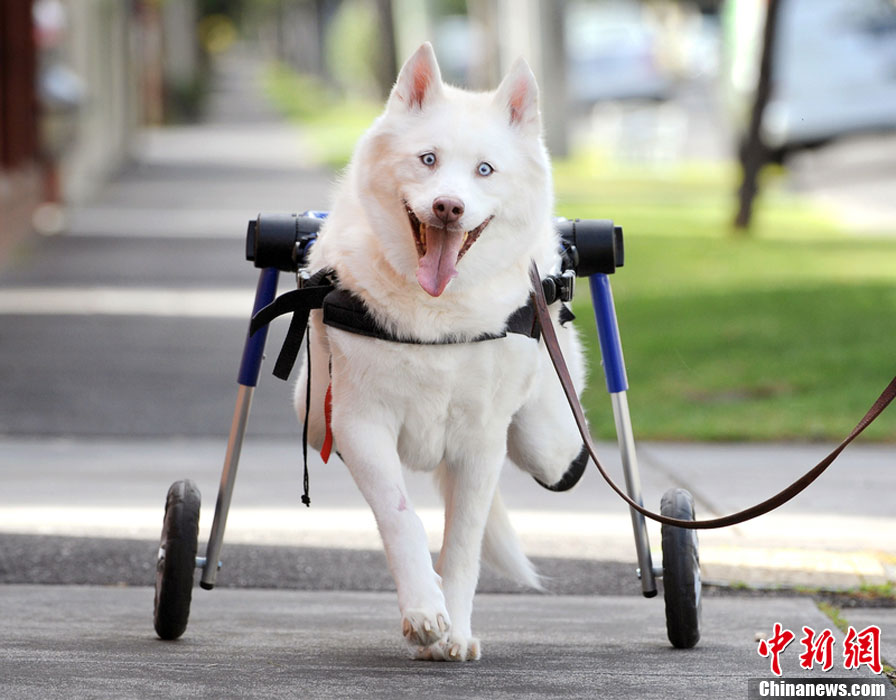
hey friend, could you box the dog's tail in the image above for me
[482,490,545,592]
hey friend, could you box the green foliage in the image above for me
[325,0,384,98]
[263,63,381,169]
[433,0,468,14]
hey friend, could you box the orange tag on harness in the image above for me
[320,382,333,463]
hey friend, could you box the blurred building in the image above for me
[52,0,142,205]
[45,0,200,205]
[0,1,41,255]
[0,0,201,250]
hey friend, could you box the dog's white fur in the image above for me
[295,43,586,661]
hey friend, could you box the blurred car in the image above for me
[566,0,674,107]
[723,0,896,161]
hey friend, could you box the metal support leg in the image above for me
[590,274,658,597]
[610,391,658,597]
[200,384,254,589]
[200,267,279,590]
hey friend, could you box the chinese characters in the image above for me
[758,624,882,676]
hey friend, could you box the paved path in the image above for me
[0,438,894,590]
[1,586,893,699]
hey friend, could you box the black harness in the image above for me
[249,267,574,382]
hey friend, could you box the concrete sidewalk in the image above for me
[0,436,893,590]
[1,585,893,700]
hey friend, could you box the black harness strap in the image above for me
[321,287,542,345]
[300,335,312,506]
[249,269,336,381]
[249,268,571,381]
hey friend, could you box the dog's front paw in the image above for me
[402,608,450,648]
[415,634,481,662]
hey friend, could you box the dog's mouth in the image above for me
[405,202,493,297]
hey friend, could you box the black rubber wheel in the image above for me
[154,479,201,640]
[660,487,701,649]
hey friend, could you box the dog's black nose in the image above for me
[432,196,464,225]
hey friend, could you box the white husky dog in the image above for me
[296,43,586,661]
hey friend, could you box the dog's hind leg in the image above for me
[507,322,589,491]
[331,415,450,655]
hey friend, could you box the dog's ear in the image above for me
[388,42,443,112]
[493,58,540,130]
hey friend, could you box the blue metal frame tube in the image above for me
[237,267,279,387]
[589,273,628,394]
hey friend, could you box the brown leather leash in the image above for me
[529,261,896,530]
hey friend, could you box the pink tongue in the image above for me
[416,227,465,297]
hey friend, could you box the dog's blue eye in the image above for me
[420,152,437,167]
[477,162,494,177]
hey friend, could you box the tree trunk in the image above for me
[734,0,782,232]
[373,0,398,100]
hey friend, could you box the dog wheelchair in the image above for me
[153,212,701,650]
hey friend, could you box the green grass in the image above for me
[262,70,896,442]
[855,581,896,599]
[557,155,896,442]
[817,601,850,633]
[263,64,381,169]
